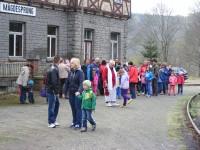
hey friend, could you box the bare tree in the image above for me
[142,3,180,62]
[184,1,200,76]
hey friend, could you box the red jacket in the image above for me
[128,66,138,83]
[177,75,185,84]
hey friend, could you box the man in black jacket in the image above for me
[46,55,60,128]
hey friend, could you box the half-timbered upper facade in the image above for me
[0,0,131,76]
[3,0,131,19]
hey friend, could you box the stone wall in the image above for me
[0,6,128,76]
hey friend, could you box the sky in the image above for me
[131,0,197,16]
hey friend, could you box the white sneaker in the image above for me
[127,99,133,104]
[112,103,120,106]
[48,123,56,128]
[54,122,60,126]
[106,103,112,107]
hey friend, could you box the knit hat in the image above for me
[83,80,92,88]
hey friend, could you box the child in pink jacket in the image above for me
[92,69,99,95]
[168,72,177,96]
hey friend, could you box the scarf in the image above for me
[107,65,117,91]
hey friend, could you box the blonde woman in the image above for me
[65,58,84,129]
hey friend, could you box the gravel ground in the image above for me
[0,86,200,150]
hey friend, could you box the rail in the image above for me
[187,93,200,135]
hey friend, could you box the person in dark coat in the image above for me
[46,55,60,128]
[65,58,84,129]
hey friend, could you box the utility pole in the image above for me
[80,0,84,63]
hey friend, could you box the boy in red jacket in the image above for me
[177,72,185,95]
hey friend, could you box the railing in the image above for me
[0,62,27,77]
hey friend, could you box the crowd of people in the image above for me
[16,55,185,132]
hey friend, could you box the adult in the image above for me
[46,55,60,128]
[102,60,119,107]
[65,58,84,129]
[16,64,32,104]
[151,59,160,96]
[159,64,170,95]
[128,61,138,99]
[98,60,107,95]
[58,58,70,98]
[81,59,90,80]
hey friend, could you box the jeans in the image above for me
[47,92,60,124]
[82,109,96,128]
[121,89,130,106]
[69,93,82,127]
[146,81,152,96]
[19,85,27,104]
[178,84,183,95]
[158,82,163,94]
[129,83,136,99]
[28,91,34,104]
[152,78,158,96]
[162,81,168,94]
[141,83,146,94]
[116,87,121,99]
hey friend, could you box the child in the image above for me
[116,71,121,99]
[177,72,185,95]
[78,80,96,132]
[92,69,98,95]
[145,67,153,98]
[27,79,34,104]
[141,72,146,95]
[168,72,177,96]
[119,69,133,107]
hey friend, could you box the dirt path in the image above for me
[0,86,200,150]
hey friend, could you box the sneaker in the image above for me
[112,102,120,106]
[120,105,126,108]
[91,124,96,131]
[69,124,75,128]
[127,99,133,104]
[106,103,112,107]
[74,125,81,130]
[80,127,87,132]
[48,123,56,128]
[54,122,60,126]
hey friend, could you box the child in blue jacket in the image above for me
[145,67,153,98]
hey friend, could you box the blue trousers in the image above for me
[129,83,136,99]
[146,81,152,96]
[82,109,96,128]
[69,93,82,127]
[19,85,27,104]
[47,92,60,124]
[116,87,121,99]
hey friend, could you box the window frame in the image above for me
[47,26,58,58]
[110,32,119,59]
[9,22,24,57]
[84,29,94,60]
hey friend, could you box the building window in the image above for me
[47,26,57,58]
[9,22,24,57]
[114,0,123,4]
[84,29,94,61]
[111,32,120,59]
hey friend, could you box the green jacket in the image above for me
[78,88,96,110]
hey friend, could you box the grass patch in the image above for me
[0,94,19,107]
[167,96,190,150]
[189,95,200,119]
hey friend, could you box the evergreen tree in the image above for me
[141,39,159,59]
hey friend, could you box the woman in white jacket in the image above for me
[16,64,31,104]
[119,68,133,107]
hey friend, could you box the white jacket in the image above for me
[58,63,69,79]
[16,66,30,87]
[120,72,129,89]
